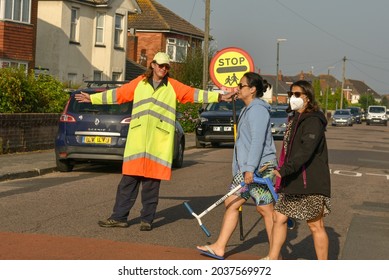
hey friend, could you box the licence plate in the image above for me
[224,126,232,132]
[83,136,112,144]
[213,126,221,131]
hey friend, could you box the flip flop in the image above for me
[197,245,224,260]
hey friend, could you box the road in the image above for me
[0,124,388,260]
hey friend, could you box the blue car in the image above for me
[55,82,185,172]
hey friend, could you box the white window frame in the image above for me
[2,0,30,23]
[166,38,188,62]
[95,12,105,45]
[93,70,102,81]
[1,59,27,70]
[114,13,124,48]
[70,7,79,42]
[112,72,121,81]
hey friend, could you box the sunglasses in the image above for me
[155,63,170,70]
[288,91,304,97]
[238,83,250,89]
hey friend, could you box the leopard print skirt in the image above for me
[274,193,331,221]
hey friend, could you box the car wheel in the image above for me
[56,156,74,172]
[172,138,184,168]
[195,136,205,148]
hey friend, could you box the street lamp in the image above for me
[275,38,287,106]
[325,66,335,115]
[367,88,371,109]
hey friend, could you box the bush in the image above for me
[0,68,68,113]
[177,102,202,133]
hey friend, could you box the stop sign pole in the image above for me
[209,47,255,241]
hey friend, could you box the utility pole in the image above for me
[275,38,287,105]
[202,0,210,90]
[340,56,346,109]
[326,66,335,114]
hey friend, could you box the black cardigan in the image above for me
[279,111,331,197]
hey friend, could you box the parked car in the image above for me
[55,81,185,172]
[347,106,362,124]
[270,107,289,140]
[366,105,387,126]
[195,99,245,147]
[331,109,353,126]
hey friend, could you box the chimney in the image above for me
[278,70,283,81]
[299,70,305,80]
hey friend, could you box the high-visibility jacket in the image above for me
[90,74,220,180]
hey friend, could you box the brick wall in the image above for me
[0,114,60,154]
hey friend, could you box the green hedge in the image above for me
[0,68,68,113]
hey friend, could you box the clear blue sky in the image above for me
[157,0,389,94]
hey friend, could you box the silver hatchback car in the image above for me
[331,109,353,126]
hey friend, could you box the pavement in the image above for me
[0,133,197,182]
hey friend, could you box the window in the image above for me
[1,59,28,70]
[112,72,121,81]
[70,7,79,42]
[95,12,105,45]
[114,14,124,48]
[67,73,77,88]
[93,71,102,81]
[166,38,188,62]
[3,0,30,23]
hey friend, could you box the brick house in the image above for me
[127,0,204,68]
[0,0,38,71]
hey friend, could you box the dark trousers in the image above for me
[110,175,161,223]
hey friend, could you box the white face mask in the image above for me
[290,95,304,111]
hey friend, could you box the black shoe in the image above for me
[98,218,129,228]
[140,221,152,231]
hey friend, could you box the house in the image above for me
[344,79,380,104]
[262,72,290,104]
[0,0,38,71]
[35,0,140,87]
[127,0,204,67]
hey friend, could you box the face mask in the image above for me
[289,95,304,111]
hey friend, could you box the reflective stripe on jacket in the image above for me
[91,75,219,180]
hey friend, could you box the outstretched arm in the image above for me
[74,92,91,103]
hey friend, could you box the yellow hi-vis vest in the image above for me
[90,75,220,180]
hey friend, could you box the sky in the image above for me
[157,0,389,94]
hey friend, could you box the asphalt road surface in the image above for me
[0,124,388,260]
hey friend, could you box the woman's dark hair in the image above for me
[143,60,170,80]
[290,80,319,112]
[243,72,270,98]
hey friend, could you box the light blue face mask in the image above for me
[290,95,304,111]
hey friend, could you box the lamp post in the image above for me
[367,88,371,110]
[275,38,287,106]
[325,66,335,115]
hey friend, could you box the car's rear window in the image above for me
[68,92,133,115]
[270,110,288,118]
[206,100,245,111]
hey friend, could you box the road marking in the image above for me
[330,169,388,180]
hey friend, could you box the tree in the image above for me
[358,94,376,111]
[170,46,217,132]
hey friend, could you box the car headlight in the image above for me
[200,117,208,123]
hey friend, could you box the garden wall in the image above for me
[0,114,60,154]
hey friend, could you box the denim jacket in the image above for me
[232,98,277,176]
